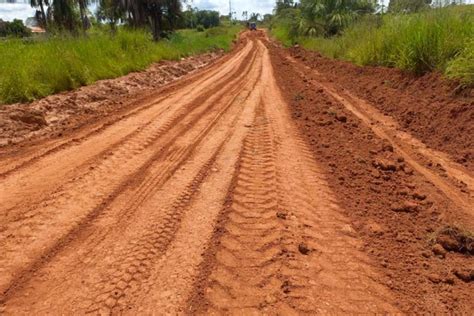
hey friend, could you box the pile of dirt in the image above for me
[267,41,474,313]
[287,47,474,171]
[0,51,223,148]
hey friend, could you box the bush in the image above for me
[196,25,205,32]
[0,26,241,104]
[0,19,31,38]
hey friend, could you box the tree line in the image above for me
[26,0,222,40]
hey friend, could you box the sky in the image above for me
[0,0,473,22]
[0,0,394,22]
[190,0,275,18]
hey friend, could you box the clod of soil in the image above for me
[276,211,287,219]
[453,268,474,283]
[391,201,419,213]
[372,159,397,172]
[432,244,447,258]
[9,111,47,126]
[335,114,347,123]
[298,243,310,255]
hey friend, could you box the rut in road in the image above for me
[193,46,398,314]
[2,34,399,314]
[0,39,257,297]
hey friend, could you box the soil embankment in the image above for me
[0,51,222,148]
[287,46,474,172]
[267,39,473,313]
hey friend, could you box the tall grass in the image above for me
[271,24,295,47]
[350,7,473,75]
[0,26,240,105]
[272,6,474,85]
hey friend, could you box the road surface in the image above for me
[0,32,472,314]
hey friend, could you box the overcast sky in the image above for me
[0,0,386,22]
[1,0,473,22]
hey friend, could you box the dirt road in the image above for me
[0,32,472,314]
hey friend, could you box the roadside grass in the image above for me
[271,6,474,85]
[0,25,241,105]
[271,24,294,47]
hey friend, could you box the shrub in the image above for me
[0,19,31,38]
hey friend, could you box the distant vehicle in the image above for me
[250,22,257,31]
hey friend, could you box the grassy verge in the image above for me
[0,25,241,105]
[271,6,474,85]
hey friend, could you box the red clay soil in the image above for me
[0,32,472,314]
[266,41,474,314]
[0,51,222,149]
[287,46,474,172]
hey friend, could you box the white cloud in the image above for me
[0,3,36,22]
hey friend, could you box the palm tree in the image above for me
[30,0,49,29]
[165,0,182,30]
[299,0,375,36]
[50,0,78,31]
[77,0,90,31]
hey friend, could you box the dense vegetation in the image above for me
[0,26,240,104]
[27,0,225,40]
[270,0,473,85]
[0,19,31,37]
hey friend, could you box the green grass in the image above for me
[0,25,241,105]
[271,6,474,85]
[271,24,295,47]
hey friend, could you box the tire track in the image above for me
[85,151,221,314]
[0,40,259,300]
[200,104,293,314]
[192,43,399,314]
[1,39,266,315]
[0,41,254,218]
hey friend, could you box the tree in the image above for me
[50,0,79,31]
[97,0,124,31]
[249,12,261,22]
[262,13,273,24]
[77,0,91,31]
[0,19,32,37]
[298,0,376,36]
[103,0,183,40]
[195,10,220,28]
[165,0,182,30]
[242,11,248,21]
[29,0,49,29]
[275,0,296,14]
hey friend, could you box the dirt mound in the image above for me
[0,51,222,148]
[267,41,474,314]
[288,47,474,171]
